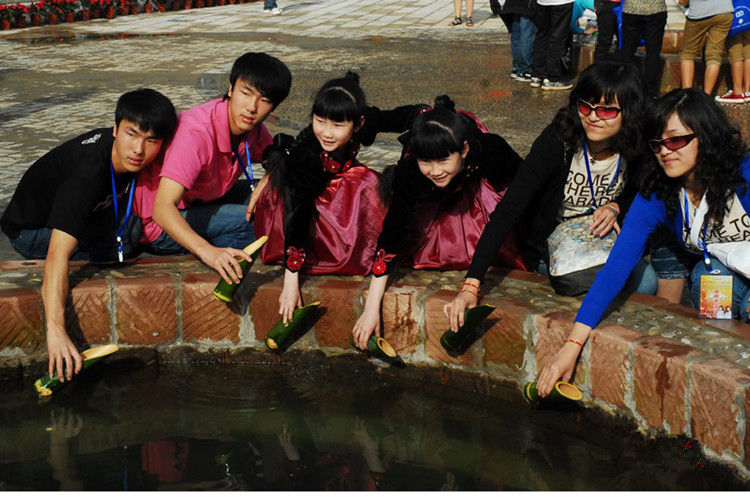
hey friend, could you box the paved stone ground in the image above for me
[0,0,688,262]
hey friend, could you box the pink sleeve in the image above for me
[160,125,213,190]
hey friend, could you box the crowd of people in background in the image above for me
[499,0,749,103]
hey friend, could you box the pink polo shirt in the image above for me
[135,98,272,243]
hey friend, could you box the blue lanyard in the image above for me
[232,138,255,191]
[683,189,712,270]
[110,161,135,263]
[582,141,621,210]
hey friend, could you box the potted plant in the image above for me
[46,0,61,24]
[28,1,44,25]
[79,0,90,19]
[0,5,13,30]
[117,0,130,15]
[183,0,191,9]
[12,3,28,28]
[129,0,139,15]
[143,0,154,13]
[59,0,79,23]
[99,0,114,18]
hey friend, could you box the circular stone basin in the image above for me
[0,348,747,491]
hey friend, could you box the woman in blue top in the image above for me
[538,88,750,396]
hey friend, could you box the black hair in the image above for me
[553,61,648,161]
[225,52,292,106]
[408,95,480,161]
[640,88,748,224]
[115,88,177,140]
[311,71,366,123]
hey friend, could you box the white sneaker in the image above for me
[264,6,282,14]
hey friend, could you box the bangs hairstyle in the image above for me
[311,71,366,123]
[226,52,292,106]
[115,88,177,141]
[641,88,748,223]
[554,61,648,160]
[408,108,473,160]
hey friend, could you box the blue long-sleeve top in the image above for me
[575,155,750,328]
[571,0,595,34]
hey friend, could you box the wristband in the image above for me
[566,338,584,349]
[604,202,620,216]
[462,281,480,290]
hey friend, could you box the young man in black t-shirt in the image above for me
[0,88,177,383]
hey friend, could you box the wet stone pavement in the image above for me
[2,1,749,369]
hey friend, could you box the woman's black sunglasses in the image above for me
[648,133,697,154]
[577,99,622,120]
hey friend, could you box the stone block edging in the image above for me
[0,258,749,476]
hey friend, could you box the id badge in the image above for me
[699,275,732,319]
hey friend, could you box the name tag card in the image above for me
[699,275,733,319]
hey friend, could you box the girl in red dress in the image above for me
[251,72,425,324]
[351,96,526,347]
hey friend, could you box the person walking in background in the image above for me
[263,0,282,15]
[501,0,538,82]
[617,0,667,99]
[593,0,620,62]
[450,0,475,26]
[716,30,750,104]
[530,0,575,90]
[678,0,734,96]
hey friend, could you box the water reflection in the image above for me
[0,361,746,491]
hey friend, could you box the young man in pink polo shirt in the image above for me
[135,52,292,284]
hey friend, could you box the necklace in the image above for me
[585,140,613,165]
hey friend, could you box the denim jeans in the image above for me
[263,0,277,9]
[511,14,537,75]
[9,209,140,262]
[146,181,256,255]
[690,259,750,323]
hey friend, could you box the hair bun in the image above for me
[344,71,360,84]
[433,95,456,111]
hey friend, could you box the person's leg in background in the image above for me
[541,2,574,88]
[531,4,552,86]
[702,12,734,95]
[642,10,667,98]
[594,0,618,62]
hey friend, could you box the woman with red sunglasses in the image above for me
[536,88,750,397]
[444,61,655,332]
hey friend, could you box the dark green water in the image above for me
[0,353,747,491]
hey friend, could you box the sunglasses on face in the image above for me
[577,99,622,120]
[648,133,697,154]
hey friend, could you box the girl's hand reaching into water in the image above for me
[443,279,481,332]
[279,269,303,326]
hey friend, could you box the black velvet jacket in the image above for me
[267,104,428,271]
[371,131,522,276]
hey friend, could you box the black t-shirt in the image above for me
[0,128,133,240]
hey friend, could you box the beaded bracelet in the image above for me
[604,202,620,216]
[566,338,584,349]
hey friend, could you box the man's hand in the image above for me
[197,245,252,285]
[47,327,82,381]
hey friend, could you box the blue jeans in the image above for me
[9,209,141,262]
[263,0,277,9]
[511,15,537,75]
[146,182,256,255]
[690,260,750,323]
